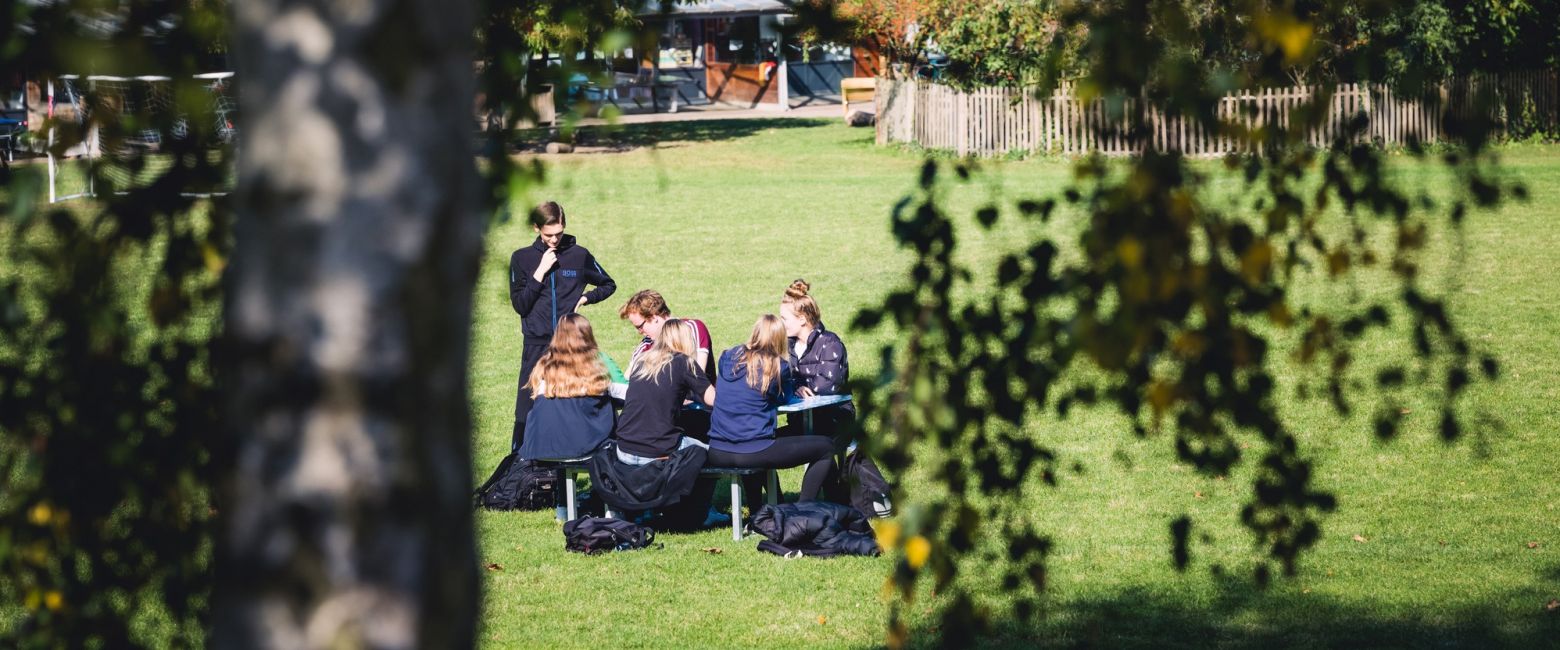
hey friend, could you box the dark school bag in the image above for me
[825,449,894,518]
[474,452,557,511]
[563,516,657,555]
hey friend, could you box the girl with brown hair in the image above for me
[515,313,616,461]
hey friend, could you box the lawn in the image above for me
[469,120,1560,648]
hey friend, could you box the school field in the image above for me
[469,121,1560,648]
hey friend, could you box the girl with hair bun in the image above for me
[778,279,855,437]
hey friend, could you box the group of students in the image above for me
[507,201,855,525]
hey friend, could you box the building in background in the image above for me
[636,0,878,110]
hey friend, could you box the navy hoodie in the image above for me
[709,345,794,454]
[509,234,615,340]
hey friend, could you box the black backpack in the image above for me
[563,517,657,555]
[474,453,557,511]
[825,449,894,518]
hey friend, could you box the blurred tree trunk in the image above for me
[214,0,483,647]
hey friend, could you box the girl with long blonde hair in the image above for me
[616,319,717,462]
[516,314,617,461]
[708,315,835,512]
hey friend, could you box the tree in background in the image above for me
[923,0,1074,88]
[825,0,940,78]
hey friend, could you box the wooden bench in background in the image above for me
[841,77,876,118]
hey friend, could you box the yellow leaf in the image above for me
[201,242,227,274]
[1241,242,1273,284]
[44,590,62,611]
[1257,12,1315,64]
[816,614,828,625]
[1116,238,1143,269]
[904,535,931,570]
[1147,381,1175,416]
[27,502,52,526]
[875,520,901,550]
[1267,302,1293,327]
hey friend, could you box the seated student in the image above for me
[516,314,616,461]
[707,315,836,513]
[620,289,715,441]
[778,279,854,440]
[620,289,714,380]
[599,319,718,527]
[616,319,715,459]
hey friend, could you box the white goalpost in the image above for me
[47,72,237,203]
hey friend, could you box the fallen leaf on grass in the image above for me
[1352,534,1368,543]
[485,563,503,571]
[817,615,828,625]
[701,547,723,555]
[1194,491,1206,499]
[1399,408,1412,415]
[1546,599,1559,613]
[1527,541,1540,549]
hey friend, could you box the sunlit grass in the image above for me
[469,120,1560,647]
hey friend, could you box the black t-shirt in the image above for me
[615,352,712,458]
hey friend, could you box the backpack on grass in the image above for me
[474,452,557,511]
[824,449,894,518]
[563,516,658,555]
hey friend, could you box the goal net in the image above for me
[47,73,237,203]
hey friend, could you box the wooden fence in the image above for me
[875,71,1560,157]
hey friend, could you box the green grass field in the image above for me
[469,120,1560,648]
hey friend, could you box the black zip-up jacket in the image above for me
[509,234,616,340]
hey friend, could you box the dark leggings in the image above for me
[512,340,550,451]
[707,435,835,511]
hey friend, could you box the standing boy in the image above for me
[509,201,616,450]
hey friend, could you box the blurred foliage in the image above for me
[0,1,231,647]
[844,0,1558,89]
[807,0,1523,645]
[475,0,671,213]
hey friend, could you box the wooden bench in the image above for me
[700,467,779,541]
[841,77,876,118]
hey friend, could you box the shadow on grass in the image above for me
[515,118,835,153]
[900,570,1560,649]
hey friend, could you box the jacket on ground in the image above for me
[750,501,881,557]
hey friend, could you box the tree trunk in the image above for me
[215,0,482,647]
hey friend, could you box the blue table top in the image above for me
[778,394,853,413]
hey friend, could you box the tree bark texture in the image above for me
[216,0,482,647]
